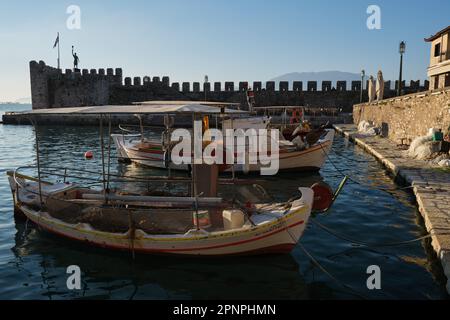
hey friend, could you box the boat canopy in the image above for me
[255,106,305,110]
[133,100,239,106]
[22,103,248,116]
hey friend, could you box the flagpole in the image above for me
[57,32,60,70]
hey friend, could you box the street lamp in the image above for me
[360,69,365,103]
[398,41,406,96]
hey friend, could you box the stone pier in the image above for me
[333,124,450,294]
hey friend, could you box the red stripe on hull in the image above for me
[129,141,331,161]
[279,141,331,160]
[210,243,296,256]
[26,213,304,256]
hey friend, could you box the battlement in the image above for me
[127,79,428,93]
[30,60,123,80]
[113,78,429,93]
[29,60,430,111]
[30,60,124,109]
[123,76,170,87]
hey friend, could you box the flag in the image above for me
[53,33,59,49]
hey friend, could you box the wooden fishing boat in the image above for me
[7,170,314,256]
[112,129,334,172]
[111,102,335,173]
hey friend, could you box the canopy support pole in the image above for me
[106,115,112,192]
[230,115,236,181]
[138,115,144,142]
[191,113,201,230]
[191,113,196,197]
[99,115,107,203]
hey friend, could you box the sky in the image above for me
[0,0,448,101]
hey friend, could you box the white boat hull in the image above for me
[8,174,313,256]
[112,129,335,173]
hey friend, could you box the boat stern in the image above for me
[111,134,132,163]
[6,170,27,220]
[295,187,314,218]
[321,128,335,145]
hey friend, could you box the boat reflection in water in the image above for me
[11,213,330,300]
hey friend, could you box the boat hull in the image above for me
[15,200,310,256]
[112,129,335,173]
[8,173,313,256]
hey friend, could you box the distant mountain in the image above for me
[0,97,31,105]
[14,97,32,104]
[270,71,361,89]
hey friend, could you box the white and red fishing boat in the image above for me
[7,170,315,256]
[112,130,334,172]
[111,102,335,173]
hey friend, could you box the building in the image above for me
[425,25,450,90]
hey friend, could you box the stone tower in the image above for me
[29,60,123,109]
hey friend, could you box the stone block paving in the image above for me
[334,124,450,294]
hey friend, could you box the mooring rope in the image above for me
[265,136,450,299]
[293,218,448,299]
[298,242,368,299]
[318,143,413,192]
[310,219,450,248]
[313,143,450,247]
[330,147,378,163]
[279,216,368,299]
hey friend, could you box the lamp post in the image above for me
[398,41,406,96]
[204,75,209,101]
[360,69,365,103]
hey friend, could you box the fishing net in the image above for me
[45,197,195,234]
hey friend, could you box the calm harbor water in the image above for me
[0,104,448,300]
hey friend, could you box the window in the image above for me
[434,43,441,57]
[445,73,450,88]
[434,76,439,89]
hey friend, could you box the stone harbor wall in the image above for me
[353,88,450,144]
[1,109,354,127]
[30,61,428,112]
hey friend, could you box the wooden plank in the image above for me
[82,193,223,205]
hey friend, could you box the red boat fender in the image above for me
[84,151,94,159]
[311,182,334,211]
[245,201,256,216]
[290,109,302,124]
[75,190,83,199]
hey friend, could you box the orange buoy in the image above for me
[84,151,94,159]
[311,182,334,212]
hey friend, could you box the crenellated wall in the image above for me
[30,61,429,111]
[30,61,122,109]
